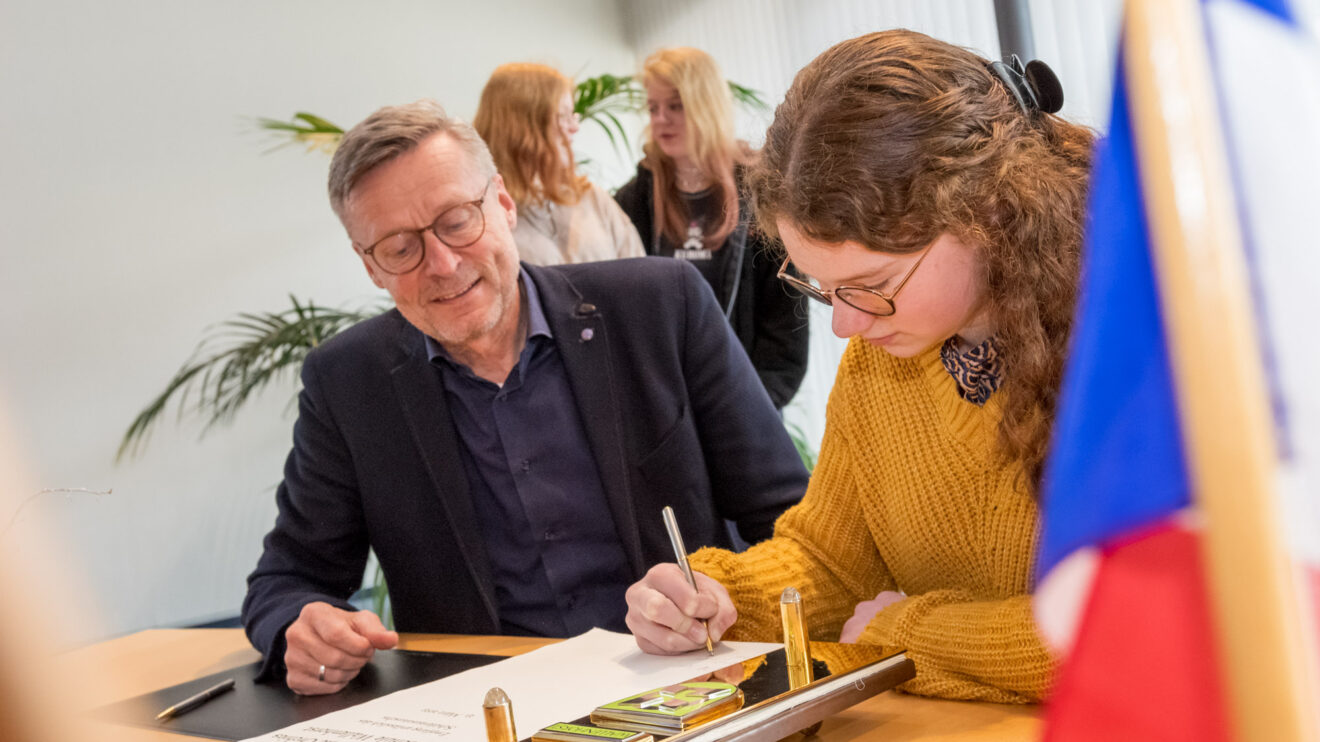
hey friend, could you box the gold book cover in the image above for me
[530,721,654,741]
[589,681,743,733]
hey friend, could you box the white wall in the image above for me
[1030,0,1125,130]
[0,0,634,643]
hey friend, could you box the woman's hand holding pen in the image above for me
[625,563,737,655]
[283,602,398,695]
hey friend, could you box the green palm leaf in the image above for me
[727,81,770,111]
[574,73,644,155]
[117,296,382,461]
[256,112,345,153]
[570,73,769,158]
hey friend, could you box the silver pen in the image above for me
[661,505,715,655]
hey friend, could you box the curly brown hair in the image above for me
[748,30,1095,494]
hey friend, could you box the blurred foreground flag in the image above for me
[1034,0,1320,740]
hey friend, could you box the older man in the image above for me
[240,101,808,694]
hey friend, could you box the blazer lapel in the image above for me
[529,266,646,577]
[389,322,499,625]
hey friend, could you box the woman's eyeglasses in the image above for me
[776,244,933,317]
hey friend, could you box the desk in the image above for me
[64,629,1040,742]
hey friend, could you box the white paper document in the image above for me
[240,629,780,741]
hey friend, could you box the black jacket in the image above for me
[614,163,810,408]
[241,258,809,676]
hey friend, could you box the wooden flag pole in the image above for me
[1123,0,1319,740]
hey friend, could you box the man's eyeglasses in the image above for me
[358,179,493,275]
[776,243,933,318]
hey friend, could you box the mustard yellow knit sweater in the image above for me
[692,339,1053,703]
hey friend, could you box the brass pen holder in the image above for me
[484,687,517,742]
[780,587,822,738]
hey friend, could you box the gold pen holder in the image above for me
[780,587,812,688]
[484,687,518,742]
[780,587,822,738]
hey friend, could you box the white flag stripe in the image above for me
[1034,547,1100,654]
[1205,0,1320,567]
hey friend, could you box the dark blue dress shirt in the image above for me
[425,270,632,637]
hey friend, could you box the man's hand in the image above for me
[283,602,398,695]
[625,563,737,655]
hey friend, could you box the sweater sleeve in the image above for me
[858,590,1054,703]
[690,408,896,644]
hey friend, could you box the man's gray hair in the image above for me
[327,99,497,222]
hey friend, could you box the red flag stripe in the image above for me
[1043,523,1231,742]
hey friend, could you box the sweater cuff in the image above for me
[690,545,741,583]
[860,589,966,649]
[856,591,1052,703]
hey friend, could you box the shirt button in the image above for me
[520,459,531,473]
[544,528,557,541]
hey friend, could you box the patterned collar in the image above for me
[939,335,1002,406]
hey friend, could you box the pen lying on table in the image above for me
[661,505,715,655]
[156,677,236,721]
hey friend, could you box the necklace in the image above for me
[674,165,709,193]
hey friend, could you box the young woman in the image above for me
[624,30,1093,704]
[614,48,808,410]
[474,63,643,265]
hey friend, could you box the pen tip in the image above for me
[155,709,173,721]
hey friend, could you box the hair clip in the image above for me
[987,54,1064,115]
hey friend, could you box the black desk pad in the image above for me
[91,649,504,740]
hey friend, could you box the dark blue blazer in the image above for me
[241,258,809,674]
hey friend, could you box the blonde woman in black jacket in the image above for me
[615,47,808,409]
